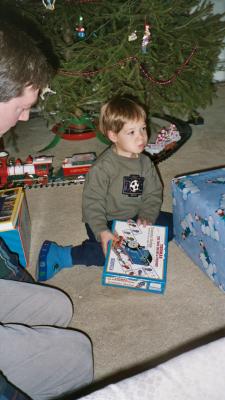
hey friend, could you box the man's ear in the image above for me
[108,130,117,143]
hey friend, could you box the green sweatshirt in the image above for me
[82,146,162,240]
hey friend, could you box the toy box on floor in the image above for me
[172,167,225,292]
[102,220,168,294]
[0,188,31,267]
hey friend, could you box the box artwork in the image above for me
[172,167,225,292]
[0,193,31,267]
[0,187,24,231]
[102,220,168,294]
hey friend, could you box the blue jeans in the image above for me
[71,211,173,266]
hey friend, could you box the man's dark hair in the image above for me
[0,25,53,102]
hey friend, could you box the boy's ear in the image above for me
[108,130,117,143]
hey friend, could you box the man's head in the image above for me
[0,25,53,136]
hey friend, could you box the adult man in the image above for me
[0,25,93,399]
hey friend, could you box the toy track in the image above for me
[26,177,85,189]
[8,176,86,190]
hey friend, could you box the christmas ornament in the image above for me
[40,86,56,100]
[42,0,56,10]
[141,23,151,54]
[75,16,86,39]
[128,31,137,42]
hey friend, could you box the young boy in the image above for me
[37,96,173,281]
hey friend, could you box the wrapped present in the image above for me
[172,167,225,292]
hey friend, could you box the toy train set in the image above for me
[0,151,96,189]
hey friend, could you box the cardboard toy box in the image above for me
[102,220,168,294]
[0,193,31,268]
[172,167,225,292]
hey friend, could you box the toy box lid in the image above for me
[102,220,168,294]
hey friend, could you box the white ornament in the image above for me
[128,31,137,42]
[42,0,56,11]
[40,86,56,100]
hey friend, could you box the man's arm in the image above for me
[0,372,31,400]
[0,238,34,283]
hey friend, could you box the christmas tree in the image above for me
[4,0,225,127]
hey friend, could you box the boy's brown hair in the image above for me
[99,96,146,137]
[0,25,53,102]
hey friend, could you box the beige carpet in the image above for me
[4,85,225,393]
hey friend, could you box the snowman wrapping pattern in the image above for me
[172,167,225,292]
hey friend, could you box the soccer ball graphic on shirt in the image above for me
[130,179,140,192]
[123,175,144,196]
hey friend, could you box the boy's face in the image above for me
[0,86,39,137]
[108,118,148,158]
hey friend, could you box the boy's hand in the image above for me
[100,230,117,256]
[136,217,152,227]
